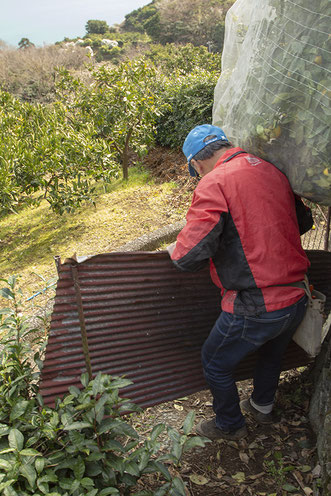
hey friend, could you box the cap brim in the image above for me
[188,162,198,177]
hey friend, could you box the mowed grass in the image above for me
[0,168,190,302]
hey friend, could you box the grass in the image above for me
[0,167,190,303]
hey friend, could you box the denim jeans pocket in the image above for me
[242,312,291,346]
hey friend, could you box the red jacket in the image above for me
[171,148,311,315]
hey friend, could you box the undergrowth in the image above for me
[0,276,210,495]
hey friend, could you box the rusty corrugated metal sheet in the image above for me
[40,250,331,407]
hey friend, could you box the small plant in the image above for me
[0,277,210,495]
[264,451,295,492]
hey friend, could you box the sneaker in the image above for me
[195,419,248,441]
[240,398,274,425]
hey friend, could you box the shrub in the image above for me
[156,69,220,148]
[0,89,118,214]
[145,43,222,75]
[0,276,210,495]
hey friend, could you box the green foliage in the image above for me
[86,20,109,35]
[0,277,210,495]
[122,0,234,52]
[18,38,35,50]
[123,2,161,40]
[156,68,220,148]
[145,43,222,74]
[0,40,221,213]
[0,89,118,214]
[57,59,161,180]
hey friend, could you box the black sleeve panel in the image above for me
[172,213,227,272]
[295,195,314,235]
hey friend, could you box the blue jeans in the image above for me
[201,296,308,432]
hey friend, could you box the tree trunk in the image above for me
[309,319,331,494]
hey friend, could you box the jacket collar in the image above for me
[214,147,246,169]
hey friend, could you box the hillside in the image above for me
[122,0,235,51]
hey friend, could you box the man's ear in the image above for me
[191,159,202,176]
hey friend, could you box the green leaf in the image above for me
[86,490,99,496]
[0,481,16,492]
[282,483,298,492]
[73,458,85,480]
[80,477,94,488]
[20,448,42,456]
[19,463,37,488]
[110,378,133,389]
[146,461,171,482]
[38,472,58,483]
[81,372,90,387]
[62,421,92,430]
[124,460,140,477]
[0,458,12,470]
[0,288,14,300]
[150,424,165,441]
[99,488,120,496]
[92,372,103,396]
[35,457,45,474]
[10,400,29,421]
[182,410,195,435]
[183,436,210,452]
[0,424,10,437]
[8,428,24,451]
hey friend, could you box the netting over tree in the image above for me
[213,0,331,205]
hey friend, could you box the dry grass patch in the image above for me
[0,168,191,304]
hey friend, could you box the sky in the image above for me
[1,0,151,47]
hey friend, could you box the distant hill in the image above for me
[121,0,235,52]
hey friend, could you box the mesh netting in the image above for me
[213,0,331,205]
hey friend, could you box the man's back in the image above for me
[172,148,310,315]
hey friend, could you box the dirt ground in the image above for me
[132,368,320,496]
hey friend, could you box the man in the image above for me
[168,124,313,441]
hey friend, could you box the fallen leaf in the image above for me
[239,451,249,464]
[205,401,213,407]
[227,441,239,449]
[298,465,311,473]
[232,471,245,483]
[173,404,183,411]
[193,399,200,406]
[216,467,226,479]
[248,442,259,449]
[303,487,313,495]
[312,464,321,477]
[248,472,265,480]
[189,474,209,485]
[282,483,298,492]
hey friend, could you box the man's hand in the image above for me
[166,242,176,257]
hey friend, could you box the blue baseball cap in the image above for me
[182,124,228,176]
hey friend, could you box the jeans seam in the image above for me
[203,318,235,371]
[241,313,292,345]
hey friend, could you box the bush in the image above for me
[0,89,118,214]
[0,277,210,495]
[156,69,220,148]
[145,43,222,75]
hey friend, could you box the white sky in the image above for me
[0,0,151,47]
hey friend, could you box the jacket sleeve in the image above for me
[295,195,313,235]
[171,177,228,272]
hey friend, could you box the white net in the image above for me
[213,0,331,205]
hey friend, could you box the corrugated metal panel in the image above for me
[40,250,331,407]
